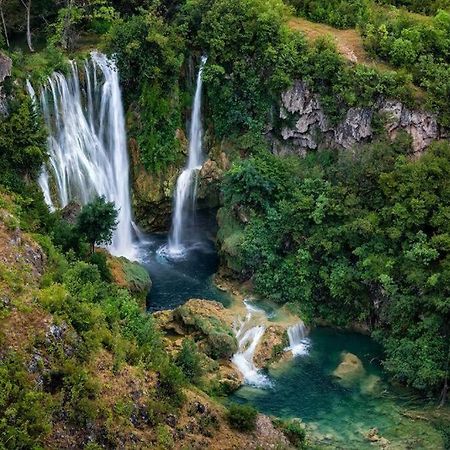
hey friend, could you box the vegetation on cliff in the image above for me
[220,135,450,397]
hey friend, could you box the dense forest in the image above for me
[0,0,450,447]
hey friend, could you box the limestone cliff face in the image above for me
[129,137,179,231]
[272,80,446,156]
[131,129,231,232]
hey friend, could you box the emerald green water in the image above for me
[139,214,447,448]
[231,327,445,449]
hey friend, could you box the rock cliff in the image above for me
[273,81,446,156]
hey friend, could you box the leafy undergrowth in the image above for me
[288,16,375,65]
[0,199,296,449]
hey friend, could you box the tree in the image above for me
[175,338,203,382]
[0,0,9,47]
[76,196,118,254]
[20,0,34,52]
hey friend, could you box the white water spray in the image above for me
[166,56,207,257]
[26,79,55,212]
[286,321,310,356]
[232,300,271,387]
[33,52,136,259]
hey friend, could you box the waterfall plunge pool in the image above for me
[138,210,230,312]
[136,213,447,448]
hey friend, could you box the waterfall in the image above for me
[232,300,271,387]
[26,79,56,212]
[166,56,207,257]
[286,321,310,356]
[33,51,136,259]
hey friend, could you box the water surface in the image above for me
[139,211,230,311]
[231,327,444,449]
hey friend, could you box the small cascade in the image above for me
[32,52,136,259]
[286,321,310,356]
[166,56,207,257]
[232,300,271,387]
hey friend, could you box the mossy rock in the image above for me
[108,255,151,296]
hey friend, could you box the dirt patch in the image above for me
[288,16,388,68]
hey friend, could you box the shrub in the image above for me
[76,196,118,254]
[227,403,258,431]
[175,338,203,382]
[206,332,238,360]
[275,419,307,449]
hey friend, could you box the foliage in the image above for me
[76,196,118,253]
[220,139,450,393]
[107,10,184,96]
[288,0,370,28]
[181,0,307,139]
[107,10,185,172]
[274,419,307,449]
[227,403,258,431]
[175,338,203,382]
[0,353,53,448]
[0,93,47,192]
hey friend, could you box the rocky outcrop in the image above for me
[129,137,179,231]
[107,253,152,297]
[274,81,446,156]
[0,52,12,115]
[253,324,288,368]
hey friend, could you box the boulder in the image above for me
[107,254,151,296]
[333,352,365,385]
[253,324,288,368]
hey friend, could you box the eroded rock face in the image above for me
[129,137,179,231]
[274,81,446,156]
[253,324,288,368]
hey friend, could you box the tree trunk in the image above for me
[0,2,9,48]
[439,346,449,407]
[91,242,95,254]
[20,0,34,52]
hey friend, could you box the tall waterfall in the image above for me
[232,300,271,387]
[26,79,55,212]
[286,321,310,356]
[167,56,207,257]
[34,52,136,259]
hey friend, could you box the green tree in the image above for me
[175,338,203,383]
[76,196,118,254]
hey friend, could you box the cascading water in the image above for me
[232,300,271,387]
[166,56,207,257]
[26,79,55,212]
[33,51,136,259]
[286,321,310,356]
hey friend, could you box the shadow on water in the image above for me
[138,210,230,312]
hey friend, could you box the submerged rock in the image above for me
[333,352,365,385]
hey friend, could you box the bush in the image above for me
[175,338,203,382]
[227,403,258,431]
[206,332,238,360]
[275,419,307,449]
